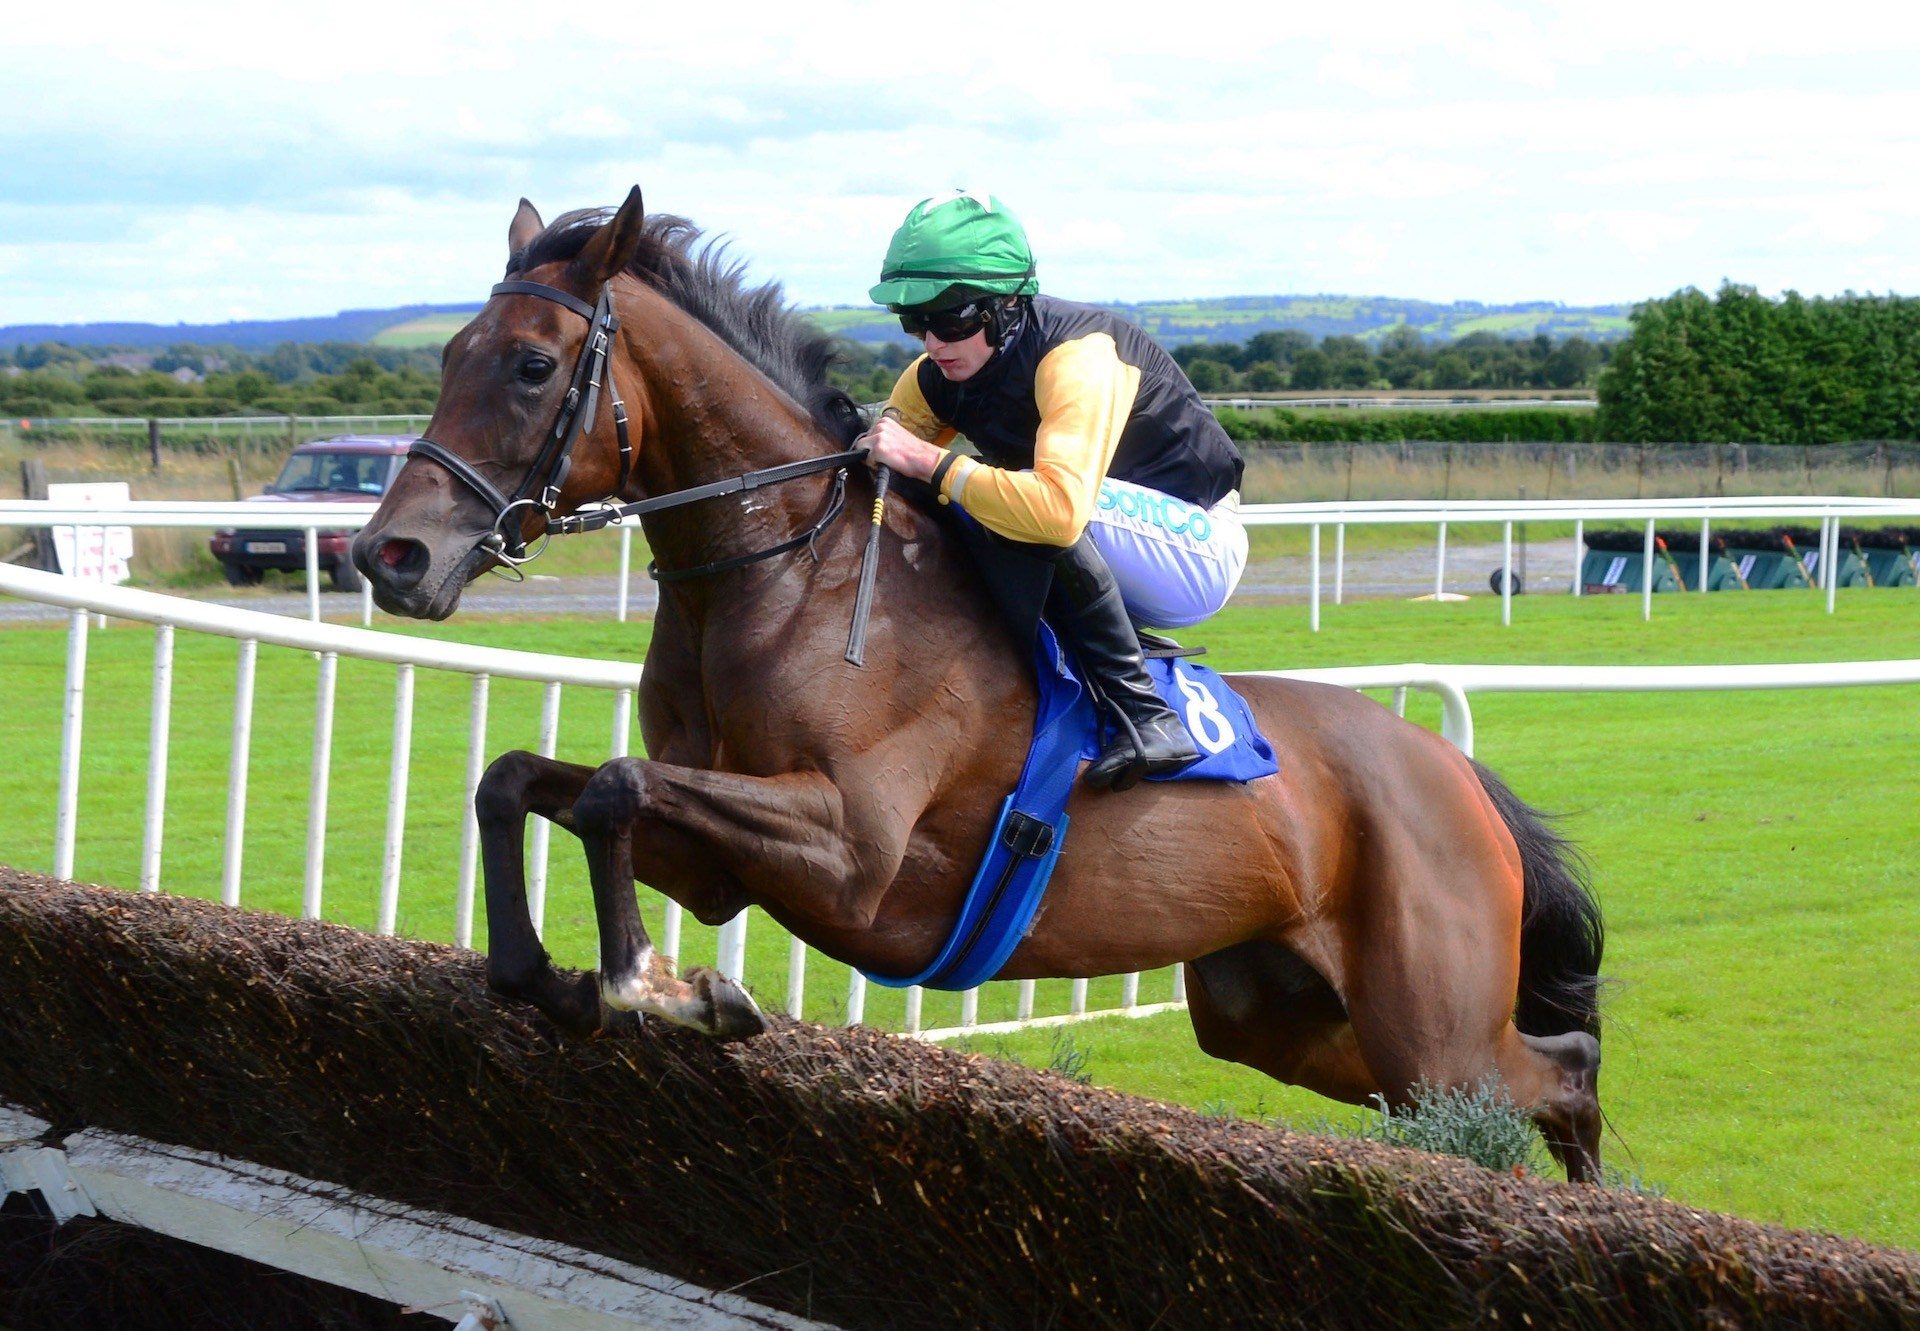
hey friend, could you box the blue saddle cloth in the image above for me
[863,623,1278,993]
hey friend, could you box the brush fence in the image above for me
[4,873,1918,1330]
[8,562,1920,1043]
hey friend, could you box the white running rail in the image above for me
[7,563,1920,1043]
[0,498,648,626]
[6,494,1918,633]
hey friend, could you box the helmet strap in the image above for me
[985,296,1029,351]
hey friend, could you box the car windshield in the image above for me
[272,451,390,495]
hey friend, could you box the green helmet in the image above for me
[869,191,1039,310]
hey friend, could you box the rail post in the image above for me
[454,675,490,949]
[304,652,338,920]
[528,682,562,935]
[139,625,174,892]
[304,527,321,623]
[220,639,258,907]
[1435,679,1475,757]
[617,526,633,623]
[1501,521,1513,626]
[1642,520,1655,622]
[377,665,416,936]
[53,609,89,881]
[1309,523,1321,632]
[1825,514,1838,614]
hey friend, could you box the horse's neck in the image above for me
[618,297,840,579]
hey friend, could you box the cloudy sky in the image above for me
[4,1,1918,326]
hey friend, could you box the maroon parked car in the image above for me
[210,435,416,591]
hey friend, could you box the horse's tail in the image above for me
[1470,760,1605,1040]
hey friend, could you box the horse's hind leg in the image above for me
[1185,940,1383,1106]
[1335,824,1605,1182]
[473,749,605,1035]
[1509,1030,1602,1182]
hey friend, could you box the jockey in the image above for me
[861,192,1249,791]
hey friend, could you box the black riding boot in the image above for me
[1045,536,1201,792]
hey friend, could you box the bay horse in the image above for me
[351,189,1607,1180]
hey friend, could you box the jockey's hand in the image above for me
[859,414,942,482]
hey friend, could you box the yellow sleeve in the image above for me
[946,333,1139,546]
[885,359,957,447]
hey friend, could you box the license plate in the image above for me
[244,541,287,554]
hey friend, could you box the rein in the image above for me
[551,445,865,583]
[408,277,867,584]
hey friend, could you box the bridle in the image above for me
[408,277,864,582]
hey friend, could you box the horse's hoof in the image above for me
[690,967,769,1040]
[600,1006,644,1038]
[538,971,612,1039]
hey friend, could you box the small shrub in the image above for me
[1352,1080,1547,1174]
[1045,1031,1093,1085]
[1601,1164,1668,1198]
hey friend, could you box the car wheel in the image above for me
[222,561,265,587]
[329,558,366,593]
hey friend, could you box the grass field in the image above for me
[1,587,1916,1249]
[371,313,475,347]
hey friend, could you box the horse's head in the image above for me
[353,188,650,619]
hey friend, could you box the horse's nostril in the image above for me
[371,537,430,589]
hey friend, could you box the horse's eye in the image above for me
[517,354,556,384]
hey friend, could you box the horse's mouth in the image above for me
[356,531,496,621]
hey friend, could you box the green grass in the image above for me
[1,590,1916,1247]
[370,313,475,348]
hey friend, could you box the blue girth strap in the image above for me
[864,624,1085,992]
[861,609,1278,993]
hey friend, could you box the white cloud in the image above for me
[2,1,1918,323]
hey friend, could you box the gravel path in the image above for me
[0,536,1581,624]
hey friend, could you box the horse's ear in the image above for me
[573,185,646,286]
[508,198,544,260]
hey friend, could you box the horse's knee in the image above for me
[573,757,648,836]
[475,749,543,824]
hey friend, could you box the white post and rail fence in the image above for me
[8,561,1920,1043]
[5,494,1918,638]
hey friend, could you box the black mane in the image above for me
[509,208,864,446]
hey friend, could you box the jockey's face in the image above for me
[922,327,994,382]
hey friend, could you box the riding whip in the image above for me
[845,464,891,666]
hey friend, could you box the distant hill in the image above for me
[0,303,484,352]
[817,296,1633,349]
[2,294,1631,354]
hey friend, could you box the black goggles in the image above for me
[898,301,993,343]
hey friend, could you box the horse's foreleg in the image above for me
[570,756,908,1038]
[473,749,605,1034]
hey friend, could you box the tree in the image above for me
[1430,352,1471,390]
[1184,358,1232,392]
[1245,361,1286,392]
[1289,348,1331,390]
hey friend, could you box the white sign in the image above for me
[46,483,135,584]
